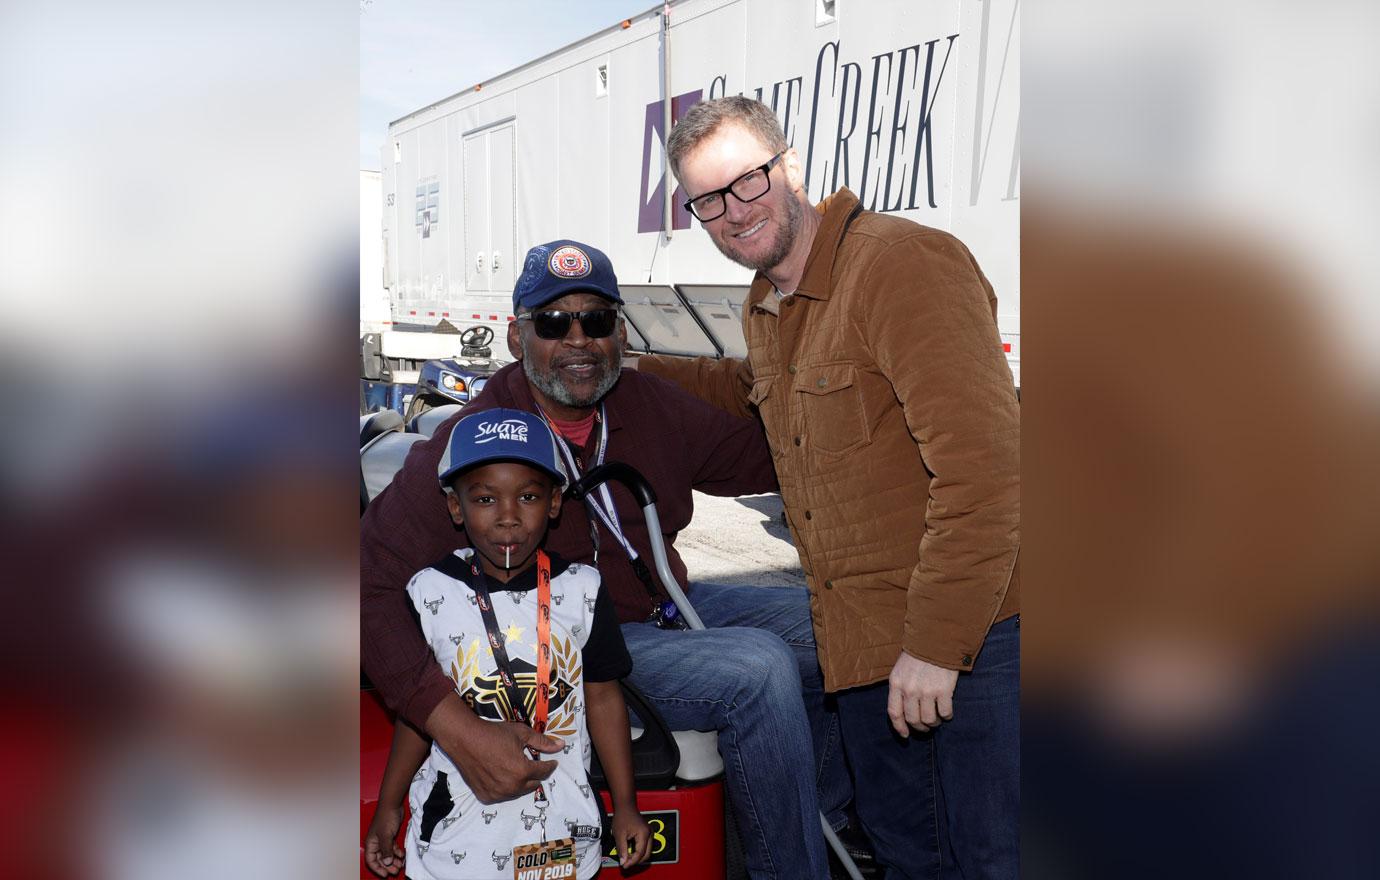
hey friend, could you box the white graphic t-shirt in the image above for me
[403,549,631,879]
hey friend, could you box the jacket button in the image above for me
[961,654,973,666]
[804,510,812,520]
[817,377,827,387]
[788,364,797,374]
[793,436,801,446]
[824,580,834,590]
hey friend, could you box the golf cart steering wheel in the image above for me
[460,325,494,347]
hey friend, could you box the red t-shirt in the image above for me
[549,411,596,449]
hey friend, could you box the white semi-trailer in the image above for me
[360,169,391,335]
[372,0,1019,385]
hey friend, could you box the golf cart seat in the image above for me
[646,728,723,783]
[407,404,464,438]
[359,410,403,447]
[360,431,425,509]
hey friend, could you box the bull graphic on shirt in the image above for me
[460,656,575,723]
[451,632,582,737]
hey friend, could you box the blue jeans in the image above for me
[621,582,850,880]
[837,615,1020,880]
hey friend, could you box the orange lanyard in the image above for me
[468,550,554,804]
[533,551,551,734]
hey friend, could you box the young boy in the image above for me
[364,408,651,879]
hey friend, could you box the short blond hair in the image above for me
[667,96,787,182]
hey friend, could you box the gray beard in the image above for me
[520,335,621,409]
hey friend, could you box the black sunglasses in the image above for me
[517,308,620,340]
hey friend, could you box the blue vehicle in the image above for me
[359,325,500,423]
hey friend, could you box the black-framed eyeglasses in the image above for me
[683,151,785,222]
[517,308,620,340]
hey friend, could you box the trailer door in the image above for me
[461,122,516,294]
[462,130,490,293]
[488,125,515,292]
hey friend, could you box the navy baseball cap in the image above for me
[438,408,568,493]
[512,239,624,312]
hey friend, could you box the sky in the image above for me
[360,0,657,170]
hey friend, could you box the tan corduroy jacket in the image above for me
[641,188,1020,692]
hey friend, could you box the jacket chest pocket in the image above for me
[794,362,870,457]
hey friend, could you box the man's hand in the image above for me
[425,696,563,803]
[887,652,960,736]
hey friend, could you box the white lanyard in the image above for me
[541,403,641,565]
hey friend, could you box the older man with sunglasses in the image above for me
[361,239,851,880]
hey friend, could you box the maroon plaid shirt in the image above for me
[360,362,777,727]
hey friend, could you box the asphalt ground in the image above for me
[676,491,805,589]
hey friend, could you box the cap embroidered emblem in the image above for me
[548,245,592,278]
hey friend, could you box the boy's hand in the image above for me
[363,804,404,877]
[611,808,653,869]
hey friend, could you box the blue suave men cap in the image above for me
[512,239,624,312]
[437,408,569,493]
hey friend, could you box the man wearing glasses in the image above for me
[633,97,1021,878]
[361,239,850,880]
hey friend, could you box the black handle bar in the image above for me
[566,461,657,508]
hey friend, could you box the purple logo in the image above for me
[638,90,702,233]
